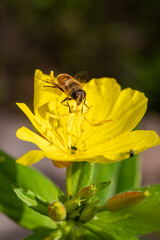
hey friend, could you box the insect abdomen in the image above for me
[57,74,81,96]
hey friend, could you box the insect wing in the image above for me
[74,70,88,83]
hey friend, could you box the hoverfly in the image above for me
[43,70,88,112]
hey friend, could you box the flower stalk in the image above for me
[66,164,72,197]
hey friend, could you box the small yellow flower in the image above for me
[16,69,160,168]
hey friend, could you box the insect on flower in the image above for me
[16,69,160,168]
[130,150,134,157]
[42,71,89,112]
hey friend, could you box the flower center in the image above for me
[46,100,112,156]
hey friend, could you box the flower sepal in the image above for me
[79,201,98,223]
[77,181,112,200]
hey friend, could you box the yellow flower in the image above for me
[16,69,160,168]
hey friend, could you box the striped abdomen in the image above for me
[57,74,82,97]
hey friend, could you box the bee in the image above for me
[56,73,87,105]
[44,71,88,111]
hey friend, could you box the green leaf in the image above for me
[25,223,76,240]
[0,150,57,201]
[0,170,56,230]
[24,224,76,240]
[93,181,112,201]
[97,185,160,236]
[115,155,141,194]
[84,220,138,240]
[23,229,52,240]
[71,161,120,204]
[77,226,100,240]
[56,186,68,203]
[92,162,120,204]
[71,153,141,204]
[11,183,49,216]
[71,162,95,197]
[0,150,57,230]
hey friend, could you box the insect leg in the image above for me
[43,83,59,88]
[81,98,89,113]
[84,97,89,108]
[61,97,72,112]
[61,97,71,105]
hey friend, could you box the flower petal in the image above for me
[107,88,147,132]
[16,102,44,136]
[82,130,160,163]
[16,150,45,166]
[34,69,62,114]
[16,126,60,153]
[84,77,121,120]
[16,103,65,150]
[16,127,75,162]
[83,88,148,148]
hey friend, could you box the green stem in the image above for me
[66,164,72,197]
[96,205,108,213]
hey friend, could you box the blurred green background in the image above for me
[0,0,160,111]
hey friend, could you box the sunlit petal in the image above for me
[84,77,121,120]
[83,130,160,163]
[16,150,45,166]
[16,127,61,153]
[34,69,62,114]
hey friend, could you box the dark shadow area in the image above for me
[0,0,160,113]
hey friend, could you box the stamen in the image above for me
[50,70,54,79]
[84,117,112,126]
[48,113,68,119]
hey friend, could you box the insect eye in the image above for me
[81,90,86,99]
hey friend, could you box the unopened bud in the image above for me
[48,201,66,222]
[64,198,81,213]
[106,190,150,212]
[77,184,96,200]
[79,202,97,222]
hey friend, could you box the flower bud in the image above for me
[79,203,97,222]
[106,190,150,212]
[64,198,81,213]
[48,201,66,222]
[77,184,97,200]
